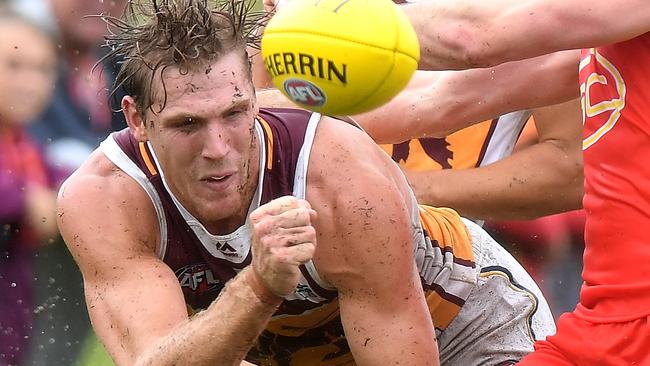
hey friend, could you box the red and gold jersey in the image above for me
[577,32,650,321]
[380,111,530,172]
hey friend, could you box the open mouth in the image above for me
[200,173,234,191]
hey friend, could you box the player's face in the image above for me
[144,52,259,234]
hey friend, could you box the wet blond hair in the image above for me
[101,0,266,114]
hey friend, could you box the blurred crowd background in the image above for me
[0,0,584,365]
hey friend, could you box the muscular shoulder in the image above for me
[59,149,151,214]
[57,149,159,271]
[309,116,405,186]
[307,117,415,283]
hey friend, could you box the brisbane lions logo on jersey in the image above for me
[390,138,453,169]
[580,48,627,150]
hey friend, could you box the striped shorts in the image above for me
[436,219,556,365]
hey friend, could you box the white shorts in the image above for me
[436,219,556,365]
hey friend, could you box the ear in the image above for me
[122,96,148,142]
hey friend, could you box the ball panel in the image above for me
[349,51,418,115]
[393,5,420,61]
[264,0,402,52]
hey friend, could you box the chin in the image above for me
[198,199,242,222]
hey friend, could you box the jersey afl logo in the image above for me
[580,48,626,150]
[283,78,326,107]
[175,263,222,293]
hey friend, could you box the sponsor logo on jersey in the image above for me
[283,79,326,107]
[264,52,347,85]
[175,263,222,293]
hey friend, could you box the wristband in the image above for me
[245,267,283,307]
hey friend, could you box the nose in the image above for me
[201,122,230,160]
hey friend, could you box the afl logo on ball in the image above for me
[283,79,326,107]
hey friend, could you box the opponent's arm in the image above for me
[406,98,583,220]
[57,156,311,365]
[402,0,650,70]
[308,117,439,366]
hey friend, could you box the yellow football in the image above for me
[261,0,419,116]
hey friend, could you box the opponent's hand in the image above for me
[249,195,317,297]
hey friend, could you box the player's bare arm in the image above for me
[406,98,584,220]
[403,0,650,70]
[357,50,580,142]
[305,117,440,365]
[56,151,294,366]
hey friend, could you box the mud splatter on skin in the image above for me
[355,198,374,219]
[186,82,199,93]
[233,86,244,101]
[233,124,258,196]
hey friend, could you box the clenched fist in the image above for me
[249,195,317,297]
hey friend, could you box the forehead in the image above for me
[152,52,253,114]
